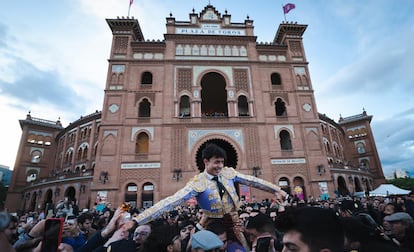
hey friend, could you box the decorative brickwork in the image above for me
[177,69,192,93]
[135,92,155,104]
[114,36,129,54]
[270,92,289,105]
[172,127,187,171]
[244,127,261,170]
[271,166,307,177]
[289,41,302,56]
[120,169,160,183]
[233,69,248,93]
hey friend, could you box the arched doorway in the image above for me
[354,177,363,192]
[44,189,54,213]
[65,186,76,204]
[337,176,349,196]
[278,177,291,195]
[141,182,154,209]
[363,178,372,191]
[29,191,37,211]
[195,139,238,172]
[125,183,138,208]
[200,72,228,117]
[292,176,306,200]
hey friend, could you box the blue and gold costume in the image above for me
[134,166,282,225]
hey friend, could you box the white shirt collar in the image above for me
[204,171,223,182]
[205,171,215,180]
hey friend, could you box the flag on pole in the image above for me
[283,3,295,14]
[128,0,134,17]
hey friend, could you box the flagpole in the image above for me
[282,4,286,22]
[128,0,133,17]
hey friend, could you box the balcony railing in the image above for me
[34,169,94,185]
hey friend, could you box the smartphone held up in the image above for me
[41,218,64,252]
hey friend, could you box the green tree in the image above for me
[387,178,414,192]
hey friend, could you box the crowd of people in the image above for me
[1,193,414,252]
[1,144,414,251]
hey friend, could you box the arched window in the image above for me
[275,98,287,117]
[141,72,153,85]
[26,170,38,182]
[69,133,75,143]
[192,45,199,55]
[224,46,231,56]
[200,45,207,55]
[333,143,340,157]
[135,132,149,154]
[176,45,183,55]
[93,143,98,156]
[357,143,365,154]
[44,137,52,146]
[65,149,73,164]
[77,148,82,160]
[321,125,327,134]
[184,45,191,55]
[240,46,247,56]
[271,73,282,86]
[360,159,370,169]
[179,95,191,117]
[27,134,36,144]
[208,45,216,56]
[238,95,249,116]
[31,150,42,163]
[77,143,88,160]
[232,46,239,56]
[138,99,151,118]
[83,146,88,159]
[325,141,331,153]
[280,130,292,150]
[36,135,44,145]
[216,46,223,56]
[200,72,228,117]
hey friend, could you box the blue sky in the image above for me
[1,0,413,177]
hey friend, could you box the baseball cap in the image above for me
[384,212,413,224]
[191,230,223,250]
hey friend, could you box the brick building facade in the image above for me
[5,5,385,212]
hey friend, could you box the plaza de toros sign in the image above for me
[176,24,245,36]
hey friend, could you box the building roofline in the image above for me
[318,113,345,134]
[19,113,63,130]
[56,111,102,139]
